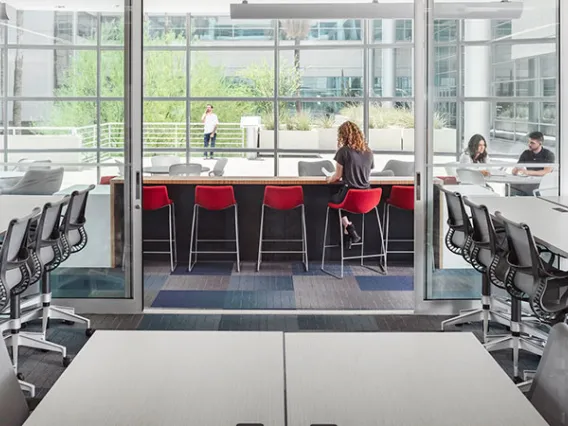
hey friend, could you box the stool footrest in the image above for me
[197,239,237,243]
[262,239,303,243]
[192,251,238,255]
[386,250,414,254]
[261,250,306,254]
[343,254,386,261]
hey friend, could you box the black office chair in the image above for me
[484,212,568,380]
[520,322,568,426]
[445,197,511,342]
[439,187,474,264]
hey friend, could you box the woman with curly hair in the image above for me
[326,120,374,247]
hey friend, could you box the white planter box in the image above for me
[259,130,275,150]
[279,130,319,150]
[317,128,338,151]
[434,128,457,153]
[369,129,403,151]
[402,129,414,152]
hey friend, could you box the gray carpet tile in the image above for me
[162,275,231,291]
[15,314,541,400]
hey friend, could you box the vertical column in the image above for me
[463,19,491,148]
[560,0,567,195]
[381,19,396,108]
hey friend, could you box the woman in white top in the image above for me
[459,134,490,176]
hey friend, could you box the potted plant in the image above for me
[278,112,319,150]
[316,115,339,151]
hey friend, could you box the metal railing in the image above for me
[4,122,246,162]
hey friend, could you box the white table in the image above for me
[285,332,548,426]
[55,185,112,268]
[0,171,25,179]
[540,195,568,208]
[24,331,286,426]
[144,165,211,175]
[0,195,62,233]
[440,185,499,268]
[486,174,541,196]
[467,195,568,257]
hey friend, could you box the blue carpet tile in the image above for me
[356,275,414,291]
[146,261,416,310]
[171,262,235,276]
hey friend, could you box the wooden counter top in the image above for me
[111,176,415,185]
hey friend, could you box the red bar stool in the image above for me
[383,185,415,271]
[142,186,177,272]
[257,185,308,272]
[189,185,240,272]
[322,188,386,278]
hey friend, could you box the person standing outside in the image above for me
[202,104,219,159]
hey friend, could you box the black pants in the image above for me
[329,185,349,218]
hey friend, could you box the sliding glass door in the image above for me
[0,0,144,312]
[414,0,560,312]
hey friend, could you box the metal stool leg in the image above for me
[321,207,330,271]
[360,213,365,266]
[168,204,175,272]
[234,204,241,272]
[188,204,197,271]
[375,206,387,273]
[383,204,390,267]
[172,203,178,267]
[257,204,265,272]
[301,204,308,272]
[339,209,344,279]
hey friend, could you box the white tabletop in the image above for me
[540,195,568,208]
[0,171,24,179]
[467,195,568,257]
[24,331,286,426]
[285,332,547,426]
[486,174,541,185]
[443,184,499,197]
[0,195,62,233]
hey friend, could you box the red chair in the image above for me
[383,186,414,270]
[142,186,177,272]
[257,186,307,272]
[322,188,386,278]
[99,175,116,185]
[189,186,240,272]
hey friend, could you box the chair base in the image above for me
[19,380,35,397]
[441,307,511,343]
[484,333,545,379]
[4,332,68,375]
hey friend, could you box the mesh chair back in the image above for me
[298,160,334,177]
[0,341,28,426]
[382,160,414,176]
[439,187,472,257]
[457,168,486,186]
[497,212,540,296]
[527,322,568,426]
[209,158,228,176]
[169,163,202,176]
[61,185,95,255]
[464,198,492,270]
[29,159,52,170]
[151,155,180,168]
[30,197,69,274]
[0,209,39,310]
[114,159,124,176]
[1,168,64,195]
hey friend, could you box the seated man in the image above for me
[510,131,555,196]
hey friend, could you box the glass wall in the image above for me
[0,3,132,300]
[423,0,559,302]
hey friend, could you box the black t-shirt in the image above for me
[334,146,374,189]
[518,148,555,170]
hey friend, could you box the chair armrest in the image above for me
[516,380,533,393]
[208,171,214,177]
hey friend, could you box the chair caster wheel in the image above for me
[86,328,95,337]
[513,376,523,384]
[46,318,51,329]
[17,373,25,381]
[454,323,464,327]
[63,356,71,367]
[63,320,75,326]
[20,323,28,330]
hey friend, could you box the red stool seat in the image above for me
[143,186,173,210]
[195,186,236,210]
[328,188,383,213]
[387,186,414,211]
[99,175,116,185]
[263,186,304,210]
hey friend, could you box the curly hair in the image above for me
[337,121,369,152]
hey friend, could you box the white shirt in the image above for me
[203,113,219,134]
[459,152,490,164]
